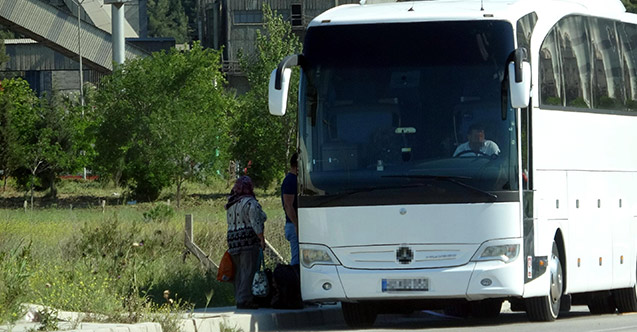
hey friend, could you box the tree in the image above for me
[0,79,80,205]
[32,88,98,197]
[182,0,198,41]
[623,0,637,13]
[0,27,11,71]
[94,43,230,204]
[0,40,9,69]
[147,0,189,44]
[0,79,36,191]
[230,4,302,188]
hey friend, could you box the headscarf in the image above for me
[225,176,255,210]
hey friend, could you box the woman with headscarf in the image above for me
[225,176,267,309]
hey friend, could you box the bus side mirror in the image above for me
[508,48,531,109]
[269,54,302,116]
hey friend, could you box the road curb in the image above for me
[52,322,162,332]
[3,304,343,332]
[189,304,344,331]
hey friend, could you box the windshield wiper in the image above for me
[382,175,498,201]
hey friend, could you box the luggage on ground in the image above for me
[271,264,303,309]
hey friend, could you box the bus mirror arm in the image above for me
[514,47,528,83]
[275,55,303,90]
[269,54,304,116]
[506,47,531,110]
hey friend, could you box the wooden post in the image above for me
[184,214,218,271]
[185,214,193,247]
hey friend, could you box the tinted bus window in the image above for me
[591,18,624,110]
[540,27,563,106]
[618,22,637,111]
[517,12,538,60]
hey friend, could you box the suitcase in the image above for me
[271,264,303,309]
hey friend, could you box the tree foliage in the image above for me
[0,79,87,202]
[0,79,37,191]
[147,0,189,44]
[181,0,199,42]
[0,40,9,69]
[94,43,230,203]
[0,26,11,70]
[231,5,302,188]
[623,0,637,13]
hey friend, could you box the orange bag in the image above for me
[217,250,235,282]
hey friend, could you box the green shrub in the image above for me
[0,241,32,324]
[143,204,175,223]
[67,216,139,280]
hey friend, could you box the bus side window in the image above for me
[559,16,592,109]
[590,17,623,110]
[540,27,563,107]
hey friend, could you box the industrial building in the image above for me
[0,0,358,95]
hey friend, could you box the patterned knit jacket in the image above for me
[226,196,267,254]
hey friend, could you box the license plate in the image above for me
[382,278,429,292]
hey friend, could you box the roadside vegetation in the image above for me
[0,177,289,329]
[0,7,296,326]
[0,3,300,330]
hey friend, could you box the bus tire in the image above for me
[470,299,503,318]
[588,291,616,315]
[613,264,637,313]
[342,301,377,328]
[525,241,563,322]
[614,286,637,313]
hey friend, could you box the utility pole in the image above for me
[105,0,128,65]
[75,0,86,180]
[75,0,84,107]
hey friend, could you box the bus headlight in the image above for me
[472,242,520,263]
[301,244,339,269]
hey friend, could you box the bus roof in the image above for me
[308,0,627,28]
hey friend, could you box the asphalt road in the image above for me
[301,305,637,332]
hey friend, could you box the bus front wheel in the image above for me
[342,301,378,328]
[525,241,563,321]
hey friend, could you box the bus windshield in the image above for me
[299,21,518,202]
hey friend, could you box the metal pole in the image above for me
[76,0,87,180]
[112,3,126,65]
[77,0,84,107]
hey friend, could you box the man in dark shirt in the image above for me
[281,153,299,266]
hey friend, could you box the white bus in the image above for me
[269,0,637,327]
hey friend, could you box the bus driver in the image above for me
[453,124,500,157]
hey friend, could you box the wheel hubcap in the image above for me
[550,253,563,304]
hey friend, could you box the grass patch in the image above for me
[0,178,290,328]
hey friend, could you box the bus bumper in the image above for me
[301,258,524,302]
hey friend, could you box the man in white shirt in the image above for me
[453,124,500,157]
